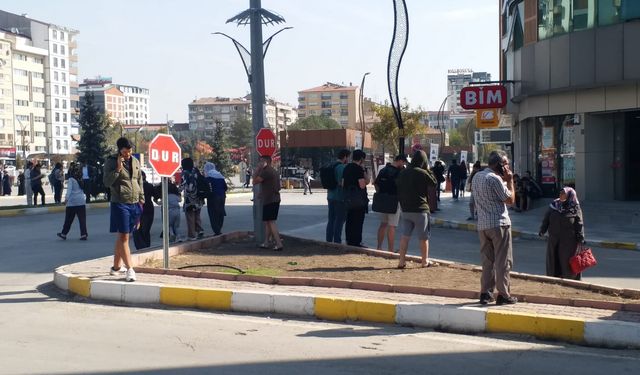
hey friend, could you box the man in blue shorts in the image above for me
[103,137,144,282]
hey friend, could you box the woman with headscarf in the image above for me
[204,162,228,236]
[538,187,585,280]
[57,163,88,240]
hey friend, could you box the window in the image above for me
[598,0,621,25]
[61,73,66,82]
[53,57,58,68]
[55,127,60,136]
[34,116,45,123]
[54,85,59,95]
[55,113,60,122]
[56,140,61,149]
[63,127,68,136]
[13,53,27,61]
[62,100,67,109]
[61,59,65,68]
[32,72,43,79]
[60,31,65,41]
[54,71,59,81]
[34,101,45,108]
[52,30,57,39]
[13,69,28,76]
[15,84,29,91]
[573,0,596,31]
[53,43,58,54]
[55,99,60,109]
[15,100,29,106]
[64,140,68,149]
[16,114,30,122]
[60,45,65,55]
[62,86,66,95]
[63,113,67,122]
[33,86,44,94]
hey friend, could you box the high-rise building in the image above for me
[297,82,361,128]
[446,69,492,114]
[116,83,150,125]
[79,77,149,125]
[0,10,79,156]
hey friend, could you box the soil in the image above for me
[143,237,640,303]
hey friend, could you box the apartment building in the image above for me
[446,69,492,114]
[0,10,79,155]
[79,77,149,125]
[297,82,361,129]
[78,80,125,123]
[115,84,150,125]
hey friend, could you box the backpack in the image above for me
[48,171,56,185]
[196,172,211,199]
[320,162,341,190]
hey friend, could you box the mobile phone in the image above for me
[496,164,505,176]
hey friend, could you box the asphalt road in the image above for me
[2,191,640,374]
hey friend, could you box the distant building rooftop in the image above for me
[299,82,358,93]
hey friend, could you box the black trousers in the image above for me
[82,179,91,203]
[32,185,45,205]
[134,212,154,250]
[54,181,63,203]
[61,206,87,236]
[345,207,366,246]
[207,195,226,235]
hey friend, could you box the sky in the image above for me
[3,0,499,123]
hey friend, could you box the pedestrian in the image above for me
[303,169,313,195]
[253,155,284,251]
[17,171,25,196]
[325,149,351,244]
[467,160,482,220]
[204,162,228,236]
[431,160,445,202]
[180,157,205,240]
[2,170,11,196]
[459,160,468,198]
[244,163,252,189]
[57,163,88,240]
[539,187,585,280]
[52,162,64,204]
[30,164,46,205]
[396,150,438,268]
[25,161,33,206]
[81,162,93,203]
[103,137,144,282]
[520,170,543,211]
[472,150,517,305]
[133,170,159,250]
[343,149,370,247]
[374,155,406,253]
[167,180,182,242]
[447,159,461,200]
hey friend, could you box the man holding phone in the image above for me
[471,150,517,305]
[103,137,144,282]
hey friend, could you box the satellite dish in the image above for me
[10,27,19,34]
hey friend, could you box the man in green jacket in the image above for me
[396,150,437,268]
[103,137,144,282]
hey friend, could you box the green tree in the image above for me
[228,117,253,148]
[448,129,464,147]
[370,103,424,155]
[289,115,341,130]
[77,92,109,167]
[210,125,234,177]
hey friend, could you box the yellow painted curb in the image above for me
[160,286,233,310]
[487,310,585,343]
[599,242,637,250]
[0,209,22,217]
[68,277,91,297]
[511,230,522,237]
[160,286,197,307]
[315,297,396,323]
[458,223,476,231]
[195,289,232,311]
[47,206,67,214]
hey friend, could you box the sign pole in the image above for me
[162,176,169,268]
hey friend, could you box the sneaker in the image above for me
[57,233,67,240]
[187,236,198,241]
[125,268,137,282]
[197,231,204,239]
[496,295,517,305]
[109,266,126,276]
[80,235,88,241]
[479,292,495,305]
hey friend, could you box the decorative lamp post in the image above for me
[387,0,409,156]
[359,72,370,151]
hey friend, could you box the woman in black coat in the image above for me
[539,187,585,280]
[2,171,11,196]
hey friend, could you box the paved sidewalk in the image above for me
[430,193,640,250]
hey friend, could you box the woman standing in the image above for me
[52,162,65,204]
[203,162,227,236]
[57,163,88,240]
[2,170,11,196]
[17,171,25,196]
[31,164,46,205]
[539,187,585,280]
[458,161,468,198]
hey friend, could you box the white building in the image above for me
[115,84,150,125]
[446,69,491,114]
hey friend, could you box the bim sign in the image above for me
[460,85,507,110]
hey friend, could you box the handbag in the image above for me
[569,243,597,274]
[345,186,368,210]
[372,192,398,214]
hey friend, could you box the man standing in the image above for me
[103,137,144,282]
[447,159,461,200]
[374,155,406,253]
[253,156,283,251]
[25,162,33,206]
[325,149,351,244]
[343,149,370,247]
[396,150,437,268]
[472,150,517,305]
[303,169,313,195]
[82,162,92,203]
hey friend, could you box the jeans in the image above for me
[326,199,346,243]
[61,205,87,236]
[207,195,226,235]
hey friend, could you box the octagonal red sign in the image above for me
[256,128,276,157]
[148,134,182,177]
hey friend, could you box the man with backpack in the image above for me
[180,158,205,240]
[324,149,351,243]
[374,155,406,253]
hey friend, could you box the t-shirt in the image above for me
[327,163,346,201]
[259,166,281,205]
[342,163,365,192]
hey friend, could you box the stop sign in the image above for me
[148,134,182,177]
[256,128,276,157]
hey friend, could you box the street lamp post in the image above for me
[436,95,448,148]
[387,0,409,156]
[359,72,370,151]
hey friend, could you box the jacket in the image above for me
[103,155,144,204]
[65,177,86,207]
[396,166,437,213]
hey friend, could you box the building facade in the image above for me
[115,83,150,125]
[78,81,125,123]
[447,69,492,114]
[297,82,361,128]
[79,77,149,126]
[501,0,640,201]
[0,10,79,156]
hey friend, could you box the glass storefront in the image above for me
[536,115,576,196]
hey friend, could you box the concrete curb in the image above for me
[52,267,640,349]
[430,218,640,251]
[0,202,110,217]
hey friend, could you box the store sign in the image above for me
[429,143,439,163]
[0,147,16,158]
[476,109,500,128]
[460,85,507,109]
[479,129,512,144]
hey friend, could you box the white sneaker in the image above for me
[125,268,137,282]
[109,266,126,276]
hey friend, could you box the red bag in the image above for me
[570,244,597,274]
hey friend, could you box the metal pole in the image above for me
[162,176,169,268]
[250,0,265,244]
[359,72,370,151]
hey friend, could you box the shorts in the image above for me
[401,212,431,240]
[379,203,401,227]
[110,202,142,234]
[262,202,281,221]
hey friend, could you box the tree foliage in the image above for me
[448,129,464,147]
[77,92,110,167]
[210,125,234,177]
[370,103,425,155]
[228,117,254,148]
[289,115,341,130]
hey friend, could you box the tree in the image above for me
[228,117,253,148]
[289,115,341,130]
[77,92,109,168]
[370,103,424,155]
[210,125,234,177]
[448,129,464,147]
